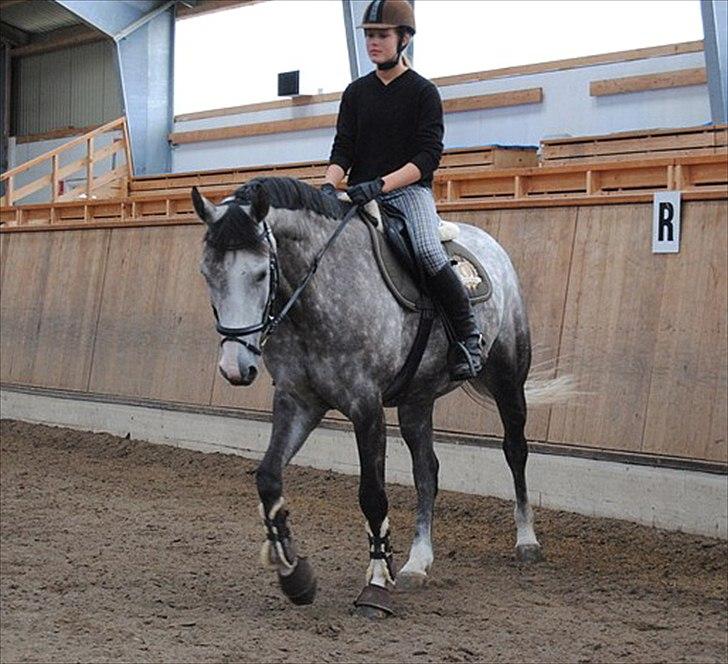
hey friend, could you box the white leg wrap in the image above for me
[514,503,540,548]
[259,498,296,572]
[364,517,395,587]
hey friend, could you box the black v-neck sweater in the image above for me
[329,69,444,188]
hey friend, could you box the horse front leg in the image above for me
[350,399,396,618]
[396,400,439,588]
[256,389,326,605]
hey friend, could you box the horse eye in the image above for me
[255,270,267,283]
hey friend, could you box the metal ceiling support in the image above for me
[113,1,175,41]
[701,0,727,124]
[116,9,174,175]
[342,0,369,80]
[341,0,415,82]
[54,0,175,175]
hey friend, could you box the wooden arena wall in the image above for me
[1,200,726,464]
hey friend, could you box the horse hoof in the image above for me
[395,570,428,590]
[516,544,544,563]
[278,557,317,605]
[353,583,394,618]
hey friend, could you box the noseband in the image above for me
[210,202,360,356]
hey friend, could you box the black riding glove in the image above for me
[320,182,338,199]
[347,178,385,206]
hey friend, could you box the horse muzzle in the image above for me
[219,341,259,386]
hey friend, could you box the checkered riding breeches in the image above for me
[380,184,450,277]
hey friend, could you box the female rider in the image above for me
[322,0,482,381]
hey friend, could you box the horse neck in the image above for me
[268,207,341,287]
[267,205,384,334]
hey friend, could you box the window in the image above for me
[174,1,351,114]
[413,1,704,79]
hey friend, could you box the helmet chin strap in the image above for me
[377,36,407,71]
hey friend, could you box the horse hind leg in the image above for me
[396,400,438,589]
[478,340,543,563]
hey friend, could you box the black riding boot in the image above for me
[428,263,483,381]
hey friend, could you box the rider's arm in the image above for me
[381,162,422,192]
[406,83,444,186]
[324,163,347,188]
[327,86,356,187]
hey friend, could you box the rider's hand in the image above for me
[320,182,338,199]
[347,178,385,206]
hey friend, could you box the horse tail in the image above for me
[522,372,579,406]
[461,361,581,410]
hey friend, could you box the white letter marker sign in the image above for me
[652,191,681,253]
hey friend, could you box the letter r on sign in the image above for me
[653,192,681,253]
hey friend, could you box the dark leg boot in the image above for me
[427,264,483,381]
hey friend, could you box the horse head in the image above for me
[192,183,273,386]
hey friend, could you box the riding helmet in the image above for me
[359,0,416,35]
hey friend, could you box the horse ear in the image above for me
[249,183,269,222]
[191,186,219,225]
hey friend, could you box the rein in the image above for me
[213,203,361,353]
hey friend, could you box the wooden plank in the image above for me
[0,233,11,300]
[687,160,728,187]
[598,165,668,192]
[27,230,110,390]
[542,123,727,148]
[88,225,220,404]
[0,233,54,384]
[432,41,704,87]
[525,171,587,195]
[175,91,342,122]
[169,114,338,145]
[0,230,110,390]
[93,140,126,164]
[443,88,543,113]
[544,130,720,161]
[10,174,52,204]
[547,204,669,452]
[641,201,727,462]
[590,67,707,97]
[57,156,88,181]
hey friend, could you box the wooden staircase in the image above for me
[1,117,132,210]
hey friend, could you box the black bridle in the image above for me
[211,203,360,356]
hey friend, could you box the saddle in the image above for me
[357,199,492,311]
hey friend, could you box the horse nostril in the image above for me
[248,366,258,382]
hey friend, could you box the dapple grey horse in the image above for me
[192,176,550,617]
